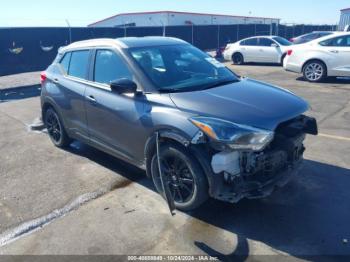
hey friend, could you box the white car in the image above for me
[223,36,292,65]
[284,32,350,82]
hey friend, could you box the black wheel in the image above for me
[44,107,71,148]
[303,60,327,82]
[150,143,209,211]
[232,53,244,65]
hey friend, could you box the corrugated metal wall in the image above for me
[339,10,350,31]
[0,24,335,76]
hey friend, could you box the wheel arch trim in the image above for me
[41,97,68,129]
[302,58,328,73]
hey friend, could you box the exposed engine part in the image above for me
[191,131,206,144]
[211,151,241,176]
[208,115,312,203]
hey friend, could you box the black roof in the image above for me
[117,36,187,48]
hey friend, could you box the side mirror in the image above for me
[110,78,137,94]
[271,43,279,48]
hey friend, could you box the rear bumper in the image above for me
[223,51,232,61]
[284,61,302,73]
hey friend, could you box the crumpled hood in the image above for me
[169,78,309,131]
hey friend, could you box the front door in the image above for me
[84,49,146,163]
[257,38,281,63]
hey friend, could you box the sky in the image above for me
[0,0,348,27]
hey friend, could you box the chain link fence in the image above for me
[0,23,337,76]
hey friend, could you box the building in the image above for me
[339,8,350,31]
[88,11,280,28]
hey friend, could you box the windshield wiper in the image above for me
[202,79,240,90]
[158,88,186,93]
[158,79,239,93]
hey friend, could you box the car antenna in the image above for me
[156,132,176,216]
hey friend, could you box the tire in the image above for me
[303,60,327,82]
[44,107,71,148]
[280,54,286,66]
[232,53,244,65]
[150,143,209,211]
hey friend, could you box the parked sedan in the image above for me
[223,36,292,65]
[284,32,350,82]
[290,31,334,45]
[41,37,317,211]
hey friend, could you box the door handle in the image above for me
[86,95,97,104]
[329,50,339,53]
[53,78,59,84]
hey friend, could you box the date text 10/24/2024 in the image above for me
[128,256,219,261]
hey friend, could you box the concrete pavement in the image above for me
[0,64,349,259]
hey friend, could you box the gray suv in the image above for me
[41,37,317,211]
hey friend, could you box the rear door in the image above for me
[54,50,91,140]
[239,38,259,62]
[84,48,146,163]
[320,35,350,76]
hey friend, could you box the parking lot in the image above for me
[0,63,350,259]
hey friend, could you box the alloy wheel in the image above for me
[46,110,62,143]
[305,63,324,81]
[157,155,195,204]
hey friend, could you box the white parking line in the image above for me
[319,133,350,142]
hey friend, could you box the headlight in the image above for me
[189,117,274,151]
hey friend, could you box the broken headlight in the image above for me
[190,117,274,151]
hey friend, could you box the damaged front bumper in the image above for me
[209,158,303,203]
[194,115,317,204]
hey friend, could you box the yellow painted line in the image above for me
[318,133,350,142]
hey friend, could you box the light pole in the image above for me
[124,22,127,37]
[149,17,166,36]
[65,19,72,44]
[160,20,166,37]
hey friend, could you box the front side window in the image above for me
[258,38,274,47]
[60,52,71,73]
[94,50,133,84]
[68,50,90,79]
[320,35,350,47]
[129,44,239,92]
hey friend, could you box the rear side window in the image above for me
[94,49,132,84]
[320,36,350,47]
[68,50,90,79]
[240,38,258,46]
[60,52,71,73]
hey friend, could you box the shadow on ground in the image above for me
[296,76,350,85]
[65,141,350,259]
[230,62,282,67]
[0,84,41,103]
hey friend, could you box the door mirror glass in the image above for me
[110,78,137,94]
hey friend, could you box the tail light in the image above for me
[40,71,47,84]
[287,50,293,56]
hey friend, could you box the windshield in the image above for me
[273,37,292,46]
[129,44,239,92]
